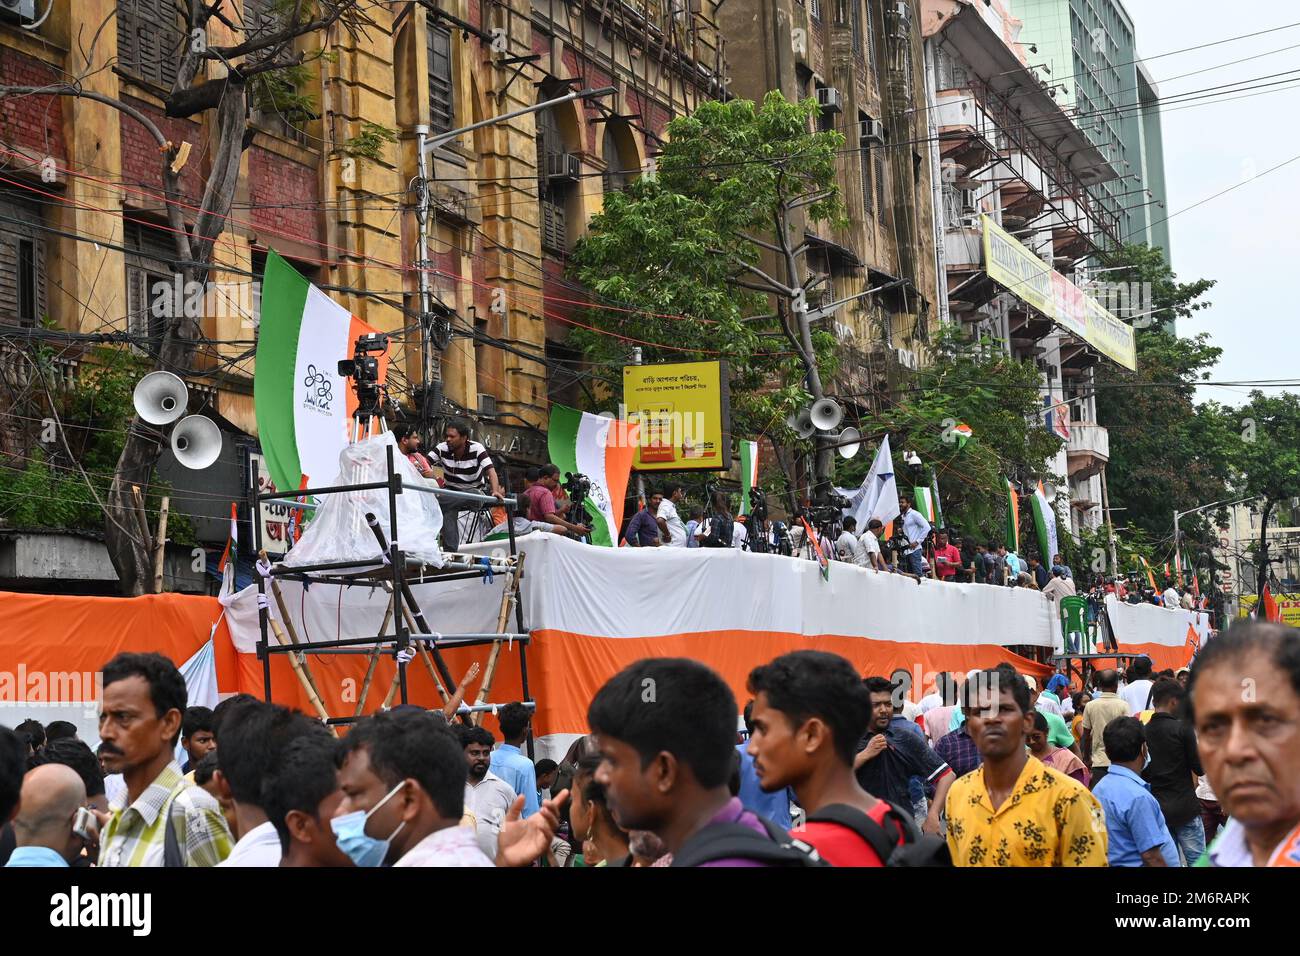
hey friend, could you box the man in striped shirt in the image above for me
[434,419,504,550]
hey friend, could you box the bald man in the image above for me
[5,764,86,867]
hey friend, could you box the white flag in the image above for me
[849,435,901,531]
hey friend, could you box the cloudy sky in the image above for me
[1122,1,1300,404]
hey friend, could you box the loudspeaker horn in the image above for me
[132,371,188,425]
[835,426,862,459]
[786,408,816,439]
[809,397,844,432]
[171,415,222,470]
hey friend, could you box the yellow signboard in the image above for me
[981,215,1137,371]
[623,361,731,472]
[1239,594,1300,628]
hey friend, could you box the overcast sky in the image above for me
[1121,2,1300,405]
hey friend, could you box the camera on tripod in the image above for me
[802,491,850,528]
[748,486,768,522]
[563,472,591,505]
[338,333,389,422]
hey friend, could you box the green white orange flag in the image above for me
[1005,479,1020,552]
[738,440,759,516]
[952,422,972,449]
[1140,556,1159,590]
[548,405,639,547]
[1031,480,1059,563]
[254,250,390,494]
[913,486,935,524]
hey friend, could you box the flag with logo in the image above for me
[548,405,639,547]
[1030,480,1059,563]
[738,440,759,516]
[848,435,901,537]
[254,250,391,493]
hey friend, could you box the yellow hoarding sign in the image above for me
[623,360,731,472]
[981,215,1137,371]
[1239,594,1300,628]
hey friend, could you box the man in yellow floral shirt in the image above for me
[946,667,1108,867]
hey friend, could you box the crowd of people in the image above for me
[2,619,1296,868]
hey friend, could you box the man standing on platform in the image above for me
[433,419,504,551]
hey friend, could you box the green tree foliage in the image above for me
[1233,392,1300,602]
[1095,242,1215,330]
[840,327,1063,548]
[566,92,843,441]
[0,350,194,546]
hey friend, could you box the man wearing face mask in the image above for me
[1092,717,1179,867]
[5,764,88,867]
[334,709,569,867]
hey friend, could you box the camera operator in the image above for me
[525,465,592,538]
[433,418,504,551]
[897,495,931,576]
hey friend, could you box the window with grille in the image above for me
[810,0,822,21]
[116,0,182,89]
[602,123,630,193]
[124,219,179,355]
[428,23,455,137]
[858,114,873,221]
[850,0,862,54]
[0,192,47,327]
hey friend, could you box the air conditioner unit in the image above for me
[0,0,35,19]
[894,347,918,370]
[477,393,498,419]
[859,118,886,146]
[960,188,978,216]
[817,86,843,114]
[546,152,581,183]
[891,1,912,29]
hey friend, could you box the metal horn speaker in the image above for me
[835,426,862,459]
[132,371,188,425]
[809,397,844,432]
[786,407,816,439]
[171,415,221,470]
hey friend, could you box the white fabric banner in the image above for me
[1104,594,1212,648]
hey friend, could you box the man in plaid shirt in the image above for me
[96,653,232,867]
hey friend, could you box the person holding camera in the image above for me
[525,465,591,538]
[434,419,505,551]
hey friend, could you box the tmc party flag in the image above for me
[548,405,639,547]
[1005,479,1021,552]
[952,422,973,449]
[254,250,390,494]
[1031,480,1059,563]
[1140,555,1159,591]
[738,440,759,516]
[913,486,939,527]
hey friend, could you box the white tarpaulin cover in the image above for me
[283,431,444,569]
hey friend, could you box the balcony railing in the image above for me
[1067,422,1109,479]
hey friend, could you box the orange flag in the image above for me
[1263,583,1281,623]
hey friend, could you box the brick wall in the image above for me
[119,96,203,208]
[247,147,322,250]
[0,50,67,164]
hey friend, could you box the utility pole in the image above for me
[410,86,616,426]
[1099,466,1119,577]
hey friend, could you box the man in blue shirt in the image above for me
[1094,717,1179,867]
[5,763,85,867]
[736,703,795,829]
[489,703,539,819]
[898,496,931,577]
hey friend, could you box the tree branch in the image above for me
[714,252,790,295]
[208,1,359,60]
[0,85,169,149]
[737,231,783,255]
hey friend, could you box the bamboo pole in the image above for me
[473,553,524,725]
[260,549,328,705]
[267,615,337,736]
[152,496,169,592]
[398,603,449,704]
[353,594,395,717]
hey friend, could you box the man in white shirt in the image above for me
[898,495,931,576]
[1042,569,1077,602]
[834,516,870,566]
[654,484,689,547]
[1121,656,1156,715]
[459,725,517,859]
[732,515,749,550]
[215,701,331,867]
[859,517,888,571]
[1162,585,1181,609]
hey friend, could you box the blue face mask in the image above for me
[331,782,407,868]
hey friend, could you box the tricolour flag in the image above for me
[1005,479,1020,552]
[952,423,972,449]
[548,405,638,547]
[930,472,944,530]
[738,440,759,516]
[218,503,237,572]
[1030,480,1059,563]
[800,516,830,581]
[1140,556,1158,591]
[913,486,934,524]
[254,251,391,494]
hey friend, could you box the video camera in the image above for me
[563,471,591,506]
[338,333,389,421]
[801,491,850,528]
[748,486,768,523]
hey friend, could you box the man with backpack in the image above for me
[745,651,949,866]
[587,657,824,867]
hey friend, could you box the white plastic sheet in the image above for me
[284,431,444,568]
